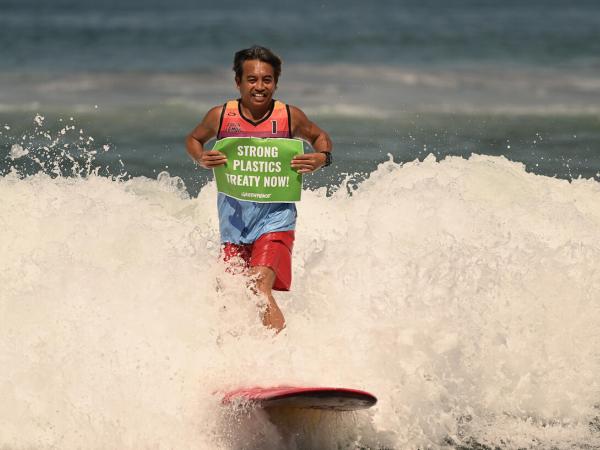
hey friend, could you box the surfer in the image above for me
[186,46,332,333]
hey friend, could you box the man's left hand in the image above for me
[291,152,327,174]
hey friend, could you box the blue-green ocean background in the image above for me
[1,0,599,193]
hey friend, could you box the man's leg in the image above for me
[249,265,285,332]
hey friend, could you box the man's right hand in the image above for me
[199,150,227,169]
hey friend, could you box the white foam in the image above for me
[8,143,29,159]
[1,156,600,449]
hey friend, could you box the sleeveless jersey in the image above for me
[215,99,297,244]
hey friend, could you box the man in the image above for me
[186,46,332,333]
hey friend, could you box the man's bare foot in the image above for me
[250,265,286,334]
[261,302,286,333]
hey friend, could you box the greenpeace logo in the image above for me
[240,192,272,199]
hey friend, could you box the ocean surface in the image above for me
[1,0,600,449]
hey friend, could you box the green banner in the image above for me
[212,137,304,203]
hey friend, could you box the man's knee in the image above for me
[250,266,276,294]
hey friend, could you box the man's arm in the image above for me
[185,106,227,168]
[289,106,333,173]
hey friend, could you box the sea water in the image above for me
[2,145,600,448]
[2,0,600,448]
[1,0,600,189]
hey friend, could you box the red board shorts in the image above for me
[221,231,295,291]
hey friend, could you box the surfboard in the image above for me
[222,386,377,411]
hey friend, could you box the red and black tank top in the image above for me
[217,99,292,139]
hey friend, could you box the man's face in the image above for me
[236,60,277,109]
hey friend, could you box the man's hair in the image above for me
[233,46,282,83]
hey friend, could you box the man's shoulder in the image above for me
[205,104,227,122]
[209,103,227,113]
[287,105,309,126]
